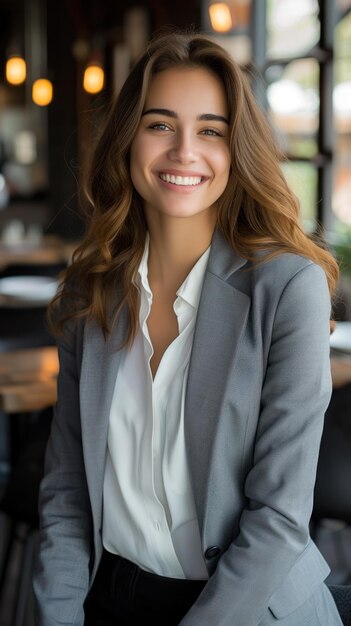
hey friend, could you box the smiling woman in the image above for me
[34,31,342,626]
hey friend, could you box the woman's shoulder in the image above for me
[242,251,330,312]
[231,252,330,308]
[213,229,328,293]
[251,250,327,288]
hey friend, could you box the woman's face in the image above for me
[130,65,231,224]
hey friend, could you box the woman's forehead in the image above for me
[144,66,229,117]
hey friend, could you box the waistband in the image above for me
[100,549,207,597]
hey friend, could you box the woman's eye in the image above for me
[201,128,222,137]
[149,122,171,131]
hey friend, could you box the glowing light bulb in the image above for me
[209,3,233,32]
[6,56,26,85]
[32,79,53,106]
[83,65,104,94]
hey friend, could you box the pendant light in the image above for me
[32,78,53,106]
[83,63,105,94]
[6,55,27,85]
[209,2,233,32]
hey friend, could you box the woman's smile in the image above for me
[158,173,203,186]
[156,169,210,192]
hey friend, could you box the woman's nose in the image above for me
[167,130,198,163]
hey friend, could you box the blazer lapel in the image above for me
[185,229,251,527]
[80,304,128,535]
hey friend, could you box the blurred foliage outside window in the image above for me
[281,162,318,233]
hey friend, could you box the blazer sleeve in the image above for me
[33,325,92,626]
[180,262,333,626]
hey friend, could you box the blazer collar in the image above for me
[207,227,248,281]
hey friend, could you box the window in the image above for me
[203,0,349,236]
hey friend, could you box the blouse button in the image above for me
[204,546,221,559]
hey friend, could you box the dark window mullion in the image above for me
[317,0,335,231]
[251,0,267,109]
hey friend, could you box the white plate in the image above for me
[0,275,58,307]
[330,321,351,354]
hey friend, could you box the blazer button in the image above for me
[204,546,221,559]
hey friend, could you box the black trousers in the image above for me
[84,549,207,625]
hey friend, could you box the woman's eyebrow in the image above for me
[142,108,229,124]
[200,113,229,124]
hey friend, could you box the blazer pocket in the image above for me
[268,541,330,619]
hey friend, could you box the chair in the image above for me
[0,262,66,280]
[328,585,351,626]
[313,382,351,523]
[0,267,57,621]
[311,382,351,583]
[0,407,53,626]
[0,305,54,353]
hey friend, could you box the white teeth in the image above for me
[159,173,202,186]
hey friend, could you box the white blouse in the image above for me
[102,236,210,580]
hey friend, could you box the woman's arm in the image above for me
[33,327,93,626]
[180,262,332,626]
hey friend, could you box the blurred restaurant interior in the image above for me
[0,0,351,624]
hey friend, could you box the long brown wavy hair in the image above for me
[50,30,339,343]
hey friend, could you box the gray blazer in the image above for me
[34,229,342,625]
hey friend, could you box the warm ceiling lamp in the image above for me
[209,2,233,32]
[83,64,104,94]
[6,56,26,85]
[32,78,53,106]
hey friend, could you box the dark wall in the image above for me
[46,2,83,239]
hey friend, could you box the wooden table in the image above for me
[0,236,78,272]
[330,354,351,389]
[0,346,58,413]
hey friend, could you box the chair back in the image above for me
[313,383,351,523]
[0,306,54,352]
[328,585,351,625]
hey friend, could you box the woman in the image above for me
[34,31,342,625]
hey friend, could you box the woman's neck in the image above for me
[146,212,216,294]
